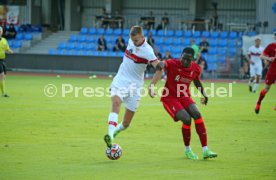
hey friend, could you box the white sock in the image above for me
[253,83,259,92]
[202,146,208,152]
[115,122,127,132]
[185,146,191,151]
[248,80,253,86]
[108,112,118,137]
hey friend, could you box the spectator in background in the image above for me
[155,48,162,60]
[163,51,172,60]
[190,39,200,60]
[147,31,155,48]
[5,24,17,39]
[199,37,209,54]
[113,35,126,52]
[196,53,208,79]
[113,11,124,29]
[0,22,7,39]
[156,12,169,32]
[97,35,107,51]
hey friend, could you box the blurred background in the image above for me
[2,0,276,79]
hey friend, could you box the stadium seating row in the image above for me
[79,27,257,38]
[15,33,33,41]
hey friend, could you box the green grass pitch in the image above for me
[0,75,276,179]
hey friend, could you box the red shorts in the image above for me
[161,97,195,121]
[265,73,276,85]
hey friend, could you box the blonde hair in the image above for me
[130,25,144,36]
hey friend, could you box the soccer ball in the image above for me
[106,144,122,160]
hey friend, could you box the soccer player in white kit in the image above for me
[104,25,160,147]
[245,37,264,93]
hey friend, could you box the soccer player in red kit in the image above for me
[255,32,276,113]
[148,47,217,160]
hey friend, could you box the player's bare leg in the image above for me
[0,72,8,97]
[255,84,271,114]
[253,75,260,93]
[104,95,122,147]
[175,109,198,160]
[187,104,217,159]
[114,108,135,138]
[248,76,255,92]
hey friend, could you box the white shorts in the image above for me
[110,84,141,112]
[250,64,262,77]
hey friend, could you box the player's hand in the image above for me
[148,84,156,98]
[200,96,208,105]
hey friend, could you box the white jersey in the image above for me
[247,45,264,66]
[111,39,157,88]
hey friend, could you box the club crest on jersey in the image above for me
[190,71,194,76]
[175,75,180,82]
[128,49,133,54]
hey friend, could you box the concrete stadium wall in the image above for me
[5,54,122,75]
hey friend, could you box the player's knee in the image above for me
[192,111,201,120]
[176,111,191,125]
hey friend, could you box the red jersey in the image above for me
[161,59,201,100]
[263,42,276,75]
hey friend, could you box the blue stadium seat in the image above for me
[16,33,24,40]
[228,48,237,56]
[184,31,192,38]
[67,43,75,50]
[89,27,97,35]
[84,43,93,51]
[157,30,165,36]
[109,52,117,56]
[202,31,210,37]
[48,49,56,55]
[218,39,227,47]
[24,33,33,40]
[69,35,78,42]
[123,29,130,36]
[194,38,200,45]
[58,42,67,49]
[97,28,105,35]
[173,38,182,46]
[165,30,174,37]
[210,31,219,38]
[155,38,164,45]
[220,31,228,38]
[106,29,113,35]
[218,48,227,56]
[248,31,257,36]
[229,32,237,39]
[184,39,190,46]
[13,40,22,48]
[113,29,122,35]
[171,46,182,54]
[149,30,156,36]
[208,48,218,55]
[143,29,148,36]
[175,30,183,37]
[193,31,201,38]
[8,40,13,47]
[163,46,172,52]
[228,40,237,47]
[78,35,87,43]
[164,38,173,45]
[57,49,64,55]
[75,43,84,50]
[209,39,217,47]
[105,36,114,43]
[80,27,88,34]
[86,36,96,43]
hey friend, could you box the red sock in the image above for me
[181,124,191,147]
[257,89,267,105]
[194,117,207,147]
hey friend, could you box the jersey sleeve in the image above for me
[147,47,158,62]
[263,44,272,56]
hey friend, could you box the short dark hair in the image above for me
[182,47,195,57]
[130,25,144,36]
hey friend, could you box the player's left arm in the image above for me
[148,60,162,98]
[193,79,208,105]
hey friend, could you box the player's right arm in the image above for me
[148,61,165,98]
[260,54,275,62]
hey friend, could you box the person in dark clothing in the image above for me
[97,35,107,51]
[113,35,126,52]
